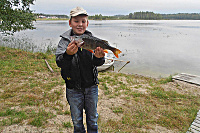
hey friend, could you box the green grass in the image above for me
[158,75,173,84]
[63,121,72,128]
[28,109,55,127]
[0,46,200,132]
[0,108,54,127]
[98,71,200,132]
[112,106,124,113]
[0,46,64,128]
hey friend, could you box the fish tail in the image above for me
[111,48,122,58]
[103,49,108,53]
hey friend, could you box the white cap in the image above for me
[69,7,88,19]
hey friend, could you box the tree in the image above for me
[0,0,36,35]
[128,13,133,19]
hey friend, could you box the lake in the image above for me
[7,20,200,77]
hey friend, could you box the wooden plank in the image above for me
[173,74,200,132]
[195,117,200,121]
[192,122,200,129]
[189,125,200,132]
[172,73,200,86]
[194,119,200,125]
[187,124,200,133]
[197,110,200,118]
[187,110,200,133]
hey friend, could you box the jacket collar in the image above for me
[60,29,92,40]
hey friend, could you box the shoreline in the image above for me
[36,18,200,21]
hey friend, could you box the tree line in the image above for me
[34,12,200,20]
[89,12,200,20]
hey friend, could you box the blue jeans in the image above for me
[66,85,98,133]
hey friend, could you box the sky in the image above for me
[30,0,200,16]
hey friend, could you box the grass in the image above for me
[98,72,200,132]
[0,46,65,128]
[0,46,200,132]
[0,108,54,127]
[63,122,73,128]
[112,107,124,114]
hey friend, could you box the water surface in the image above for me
[11,20,200,77]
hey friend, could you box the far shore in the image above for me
[35,18,200,21]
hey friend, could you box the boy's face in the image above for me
[69,15,89,35]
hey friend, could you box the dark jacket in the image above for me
[55,29,105,89]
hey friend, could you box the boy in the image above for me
[55,7,105,133]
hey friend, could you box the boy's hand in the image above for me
[66,40,78,55]
[94,47,105,58]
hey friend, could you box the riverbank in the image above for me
[1,46,200,132]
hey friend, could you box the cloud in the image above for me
[31,0,200,15]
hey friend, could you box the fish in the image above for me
[71,35,122,58]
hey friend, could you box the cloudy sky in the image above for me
[30,0,200,15]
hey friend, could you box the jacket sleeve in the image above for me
[92,55,105,66]
[55,38,74,68]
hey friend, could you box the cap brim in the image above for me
[70,12,88,19]
[72,13,88,17]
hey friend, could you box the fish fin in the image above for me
[87,49,94,53]
[103,50,108,53]
[112,48,122,58]
[70,36,75,41]
[70,36,75,43]
[77,42,84,47]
